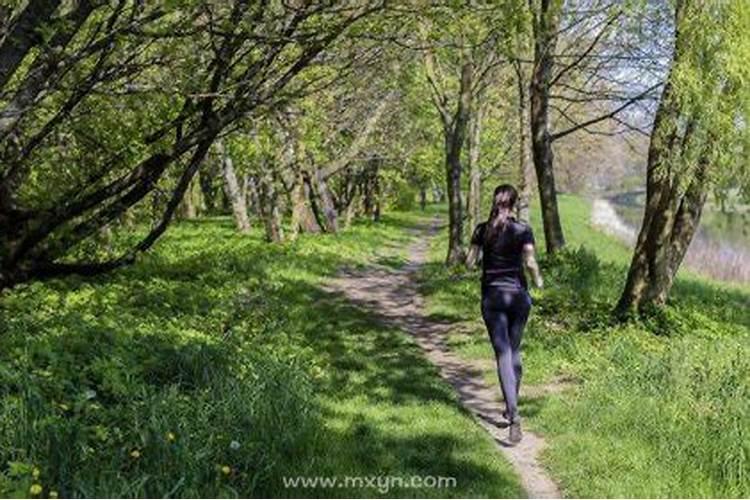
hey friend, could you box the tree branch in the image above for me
[320,93,394,179]
[0,0,62,88]
[550,10,622,87]
[551,82,661,141]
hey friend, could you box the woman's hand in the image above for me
[523,244,544,290]
[534,275,544,289]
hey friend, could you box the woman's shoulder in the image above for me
[473,222,487,234]
[507,217,528,229]
[471,222,487,244]
[510,219,535,242]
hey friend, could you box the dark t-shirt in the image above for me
[471,219,535,290]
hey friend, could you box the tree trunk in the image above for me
[304,174,328,231]
[616,165,707,314]
[290,172,321,238]
[310,168,339,232]
[362,158,380,219]
[344,194,358,228]
[467,104,483,232]
[178,177,201,220]
[616,125,710,312]
[0,0,62,89]
[281,119,323,238]
[530,0,565,253]
[444,62,473,265]
[259,170,284,243]
[445,136,464,263]
[199,164,219,214]
[372,164,382,222]
[514,59,532,223]
[339,169,360,228]
[217,141,250,234]
[246,175,262,219]
[419,187,427,211]
[615,8,709,315]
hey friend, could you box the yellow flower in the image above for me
[166,432,176,442]
[130,449,141,459]
[50,491,59,499]
[29,484,43,495]
[32,467,40,479]
[221,465,231,475]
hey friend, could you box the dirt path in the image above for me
[324,219,561,499]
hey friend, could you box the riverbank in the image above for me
[592,196,750,284]
[418,195,750,497]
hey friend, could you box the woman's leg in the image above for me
[482,295,519,422]
[508,292,531,406]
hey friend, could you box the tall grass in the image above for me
[532,251,750,498]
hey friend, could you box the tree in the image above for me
[216,140,251,234]
[526,0,661,253]
[512,57,533,223]
[0,1,383,289]
[418,4,516,264]
[466,96,484,232]
[616,0,750,315]
[528,0,566,252]
[423,48,473,264]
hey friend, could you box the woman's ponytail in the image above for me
[485,184,519,241]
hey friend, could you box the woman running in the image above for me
[466,184,544,444]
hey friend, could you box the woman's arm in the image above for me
[522,243,544,288]
[466,244,482,270]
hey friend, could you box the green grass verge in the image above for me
[419,195,750,498]
[0,210,523,498]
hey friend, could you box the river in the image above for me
[591,193,750,284]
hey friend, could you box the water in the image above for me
[591,194,750,284]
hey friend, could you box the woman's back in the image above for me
[471,220,534,291]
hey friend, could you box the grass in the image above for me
[4,196,748,498]
[0,210,524,498]
[418,194,750,498]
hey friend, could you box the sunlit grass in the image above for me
[419,195,750,498]
[0,210,523,498]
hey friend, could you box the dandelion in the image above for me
[130,449,141,459]
[50,491,59,499]
[32,467,40,479]
[229,440,240,450]
[29,484,43,495]
[166,432,176,442]
[221,465,231,475]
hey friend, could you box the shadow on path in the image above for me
[323,218,562,499]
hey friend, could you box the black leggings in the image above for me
[481,286,531,423]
